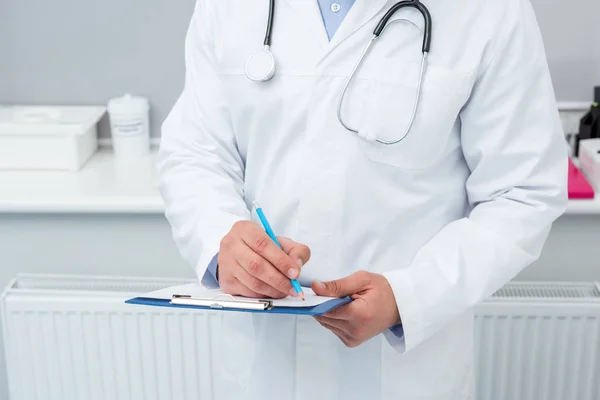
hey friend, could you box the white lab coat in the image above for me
[157,0,568,398]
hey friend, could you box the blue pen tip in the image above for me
[253,200,261,210]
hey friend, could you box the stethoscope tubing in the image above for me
[337,15,429,145]
[374,0,432,52]
[249,0,433,145]
[264,0,275,46]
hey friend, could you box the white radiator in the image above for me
[475,282,600,400]
[2,274,600,400]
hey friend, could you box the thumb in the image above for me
[278,237,311,267]
[312,271,371,298]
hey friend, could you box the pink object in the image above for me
[568,159,595,199]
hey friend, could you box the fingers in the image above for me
[278,237,311,266]
[241,225,300,279]
[315,315,351,329]
[216,257,264,298]
[312,270,372,298]
[316,301,370,348]
[219,221,312,299]
[233,261,288,298]
[233,243,292,295]
[320,303,355,320]
[316,318,353,346]
[225,279,265,299]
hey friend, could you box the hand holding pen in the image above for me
[216,210,310,300]
[253,201,305,300]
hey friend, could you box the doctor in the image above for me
[157,0,567,398]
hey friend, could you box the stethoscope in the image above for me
[244,0,432,145]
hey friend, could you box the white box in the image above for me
[579,138,600,190]
[0,105,106,171]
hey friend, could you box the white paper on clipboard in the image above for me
[143,282,338,308]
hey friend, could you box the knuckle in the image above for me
[356,270,371,284]
[269,289,287,299]
[232,220,253,236]
[363,309,375,322]
[329,280,341,295]
[291,245,311,264]
[220,273,236,286]
[231,221,243,232]
[304,246,311,261]
[277,236,290,247]
[233,220,248,229]
[249,277,266,292]
[247,259,262,275]
[220,280,235,292]
[353,327,365,339]
[254,236,270,253]
[274,276,291,291]
[218,271,230,282]
[356,306,370,321]
[275,255,292,270]
[219,235,232,250]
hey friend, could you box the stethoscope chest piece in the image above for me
[245,47,276,82]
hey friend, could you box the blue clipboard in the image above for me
[125,295,351,316]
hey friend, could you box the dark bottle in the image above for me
[574,87,600,156]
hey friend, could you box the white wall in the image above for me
[516,215,600,282]
[0,0,195,139]
[0,0,598,142]
[530,0,600,101]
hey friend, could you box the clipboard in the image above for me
[125,284,352,316]
[171,293,274,310]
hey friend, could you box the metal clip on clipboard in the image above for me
[170,293,274,311]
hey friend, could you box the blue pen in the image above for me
[253,201,305,300]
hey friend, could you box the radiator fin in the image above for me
[4,308,221,400]
[492,282,600,299]
[3,277,600,400]
[474,313,600,400]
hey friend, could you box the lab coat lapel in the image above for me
[282,0,330,50]
[326,0,390,53]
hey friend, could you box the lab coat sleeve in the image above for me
[156,1,250,282]
[382,0,568,353]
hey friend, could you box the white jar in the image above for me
[107,94,150,160]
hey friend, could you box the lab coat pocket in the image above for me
[359,64,472,170]
[216,313,256,389]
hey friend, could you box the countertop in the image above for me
[0,149,163,213]
[0,148,598,215]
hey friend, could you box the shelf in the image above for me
[0,149,598,215]
[0,149,163,214]
[565,197,600,215]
